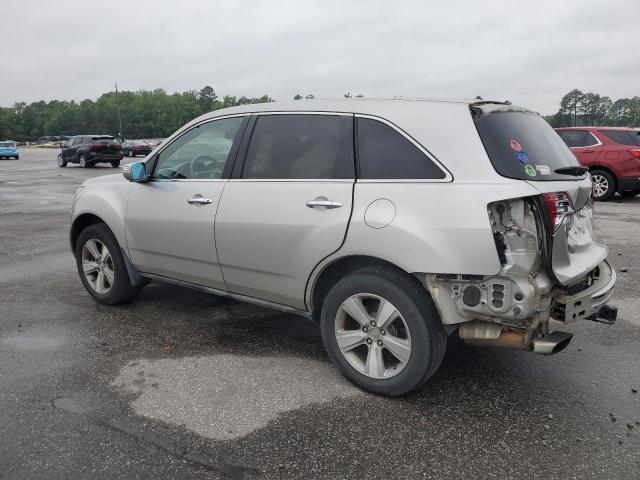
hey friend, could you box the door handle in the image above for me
[583,149,594,153]
[306,197,343,209]
[187,195,213,206]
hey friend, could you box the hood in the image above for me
[82,173,126,187]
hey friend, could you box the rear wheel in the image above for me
[111,160,120,168]
[320,267,447,396]
[75,223,143,305]
[128,150,134,157]
[79,154,89,168]
[57,154,67,167]
[620,189,640,197]
[591,169,616,201]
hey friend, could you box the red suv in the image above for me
[555,127,640,200]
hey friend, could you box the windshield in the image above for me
[0,142,15,148]
[472,109,585,181]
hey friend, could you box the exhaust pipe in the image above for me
[459,322,529,350]
[532,331,573,355]
[459,321,573,355]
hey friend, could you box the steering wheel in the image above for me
[189,156,216,179]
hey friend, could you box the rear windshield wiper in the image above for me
[554,166,588,176]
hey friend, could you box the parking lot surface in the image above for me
[1,148,639,479]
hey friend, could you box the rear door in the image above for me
[125,115,248,289]
[215,113,355,309]
[557,130,603,166]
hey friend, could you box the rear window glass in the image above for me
[0,142,15,147]
[600,130,640,146]
[472,109,584,181]
[91,136,114,143]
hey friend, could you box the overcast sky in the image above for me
[1,0,638,114]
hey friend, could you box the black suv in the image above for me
[57,135,123,168]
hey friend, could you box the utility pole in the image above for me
[115,82,124,140]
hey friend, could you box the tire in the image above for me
[75,223,143,305]
[591,169,616,201]
[111,160,120,168]
[128,150,134,157]
[320,267,447,396]
[619,189,640,197]
[57,154,67,167]
[79,154,89,168]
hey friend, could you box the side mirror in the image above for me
[122,162,148,182]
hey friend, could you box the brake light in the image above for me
[541,192,574,232]
[628,148,640,159]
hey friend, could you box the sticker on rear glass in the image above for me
[536,164,551,175]
[517,152,529,164]
[524,164,537,177]
[510,139,522,152]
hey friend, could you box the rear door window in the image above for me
[558,130,588,147]
[356,118,445,179]
[473,109,585,181]
[242,114,354,179]
[600,130,639,146]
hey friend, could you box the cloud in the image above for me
[1,0,638,113]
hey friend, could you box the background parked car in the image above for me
[121,139,153,157]
[57,135,122,168]
[556,127,640,200]
[0,140,19,159]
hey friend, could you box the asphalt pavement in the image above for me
[1,148,639,479]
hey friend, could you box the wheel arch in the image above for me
[589,165,617,181]
[70,213,109,253]
[308,255,425,322]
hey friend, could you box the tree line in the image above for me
[0,86,273,142]
[546,89,640,128]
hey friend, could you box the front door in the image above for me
[125,115,248,289]
[215,113,355,309]
[63,137,81,161]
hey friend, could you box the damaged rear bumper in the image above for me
[551,260,616,324]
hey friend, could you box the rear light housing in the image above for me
[628,148,640,159]
[541,192,574,233]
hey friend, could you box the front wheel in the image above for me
[320,267,447,396]
[57,154,67,167]
[111,160,120,168]
[128,150,134,157]
[75,223,143,304]
[591,169,616,201]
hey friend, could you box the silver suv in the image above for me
[70,99,617,396]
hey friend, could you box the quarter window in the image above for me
[600,130,639,146]
[242,114,353,179]
[356,118,445,179]
[154,116,245,180]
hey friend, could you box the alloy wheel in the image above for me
[592,174,608,198]
[81,239,115,294]
[334,293,412,379]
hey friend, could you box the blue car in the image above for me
[0,141,19,159]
